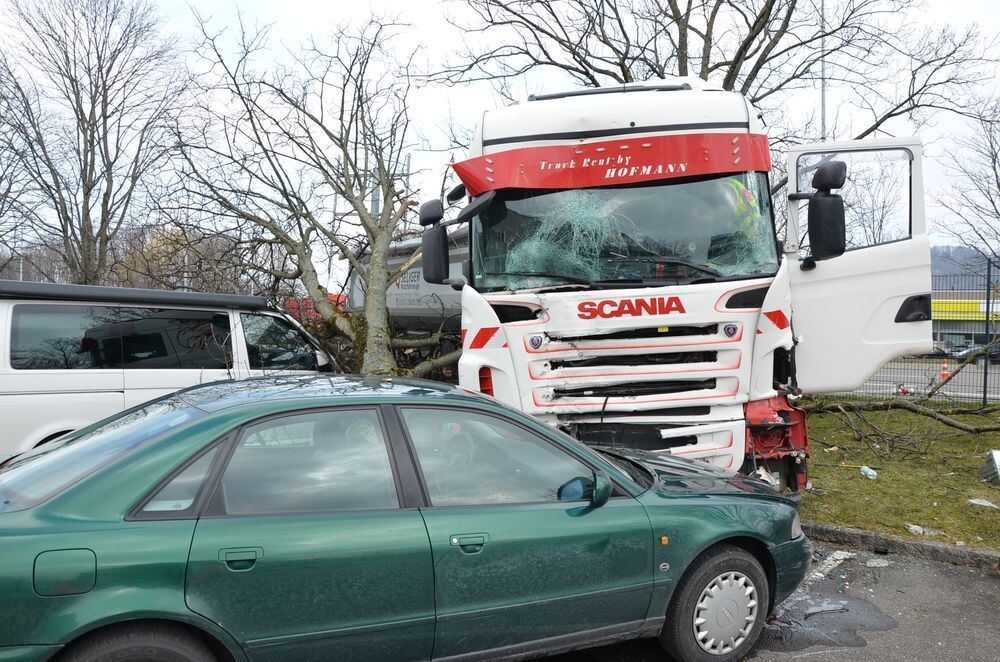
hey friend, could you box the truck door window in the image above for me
[117,308,232,370]
[10,304,121,370]
[241,313,318,371]
[795,149,912,250]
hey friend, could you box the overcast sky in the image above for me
[156,0,998,286]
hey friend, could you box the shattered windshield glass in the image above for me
[471,172,779,292]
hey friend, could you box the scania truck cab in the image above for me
[419,79,932,490]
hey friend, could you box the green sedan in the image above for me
[0,376,811,662]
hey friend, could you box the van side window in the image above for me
[10,304,121,370]
[117,308,232,370]
[241,313,317,371]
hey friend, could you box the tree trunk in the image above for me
[360,238,396,375]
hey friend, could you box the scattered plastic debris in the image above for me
[955,541,966,547]
[903,523,945,537]
[804,603,850,619]
[823,446,839,453]
[866,558,890,568]
[980,450,999,484]
[860,466,878,480]
[967,498,999,510]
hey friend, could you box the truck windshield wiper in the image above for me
[606,256,724,278]
[485,271,593,286]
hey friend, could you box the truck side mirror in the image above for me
[806,160,847,262]
[422,224,449,284]
[419,199,444,227]
[446,183,467,204]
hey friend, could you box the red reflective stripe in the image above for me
[469,327,499,349]
[478,367,494,396]
[461,329,467,345]
[453,133,771,195]
[764,310,790,330]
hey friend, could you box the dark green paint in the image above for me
[0,376,811,661]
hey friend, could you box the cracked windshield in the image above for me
[471,172,779,292]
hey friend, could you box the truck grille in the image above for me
[552,378,716,399]
[550,351,716,369]
[552,324,717,342]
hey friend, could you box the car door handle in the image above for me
[450,533,490,554]
[218,547,263,571]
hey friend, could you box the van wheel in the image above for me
[61,623,216,662]
[659,545,769,662]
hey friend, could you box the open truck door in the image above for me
[786,138,932,394]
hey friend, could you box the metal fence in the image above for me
[849,260,999,403]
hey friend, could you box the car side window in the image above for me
[10,304,121,369]
[117,308,232,370]
[209,409,398,516]
[241,313,317,371]
[399,407,594,507]
[141,446,220,515]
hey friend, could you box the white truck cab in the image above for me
[0,280,334,460]
[419,80,931,489]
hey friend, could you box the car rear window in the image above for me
[0,400,204,512]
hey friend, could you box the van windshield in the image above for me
[0,399,203,512]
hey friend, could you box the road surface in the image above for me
[550,543,999,662]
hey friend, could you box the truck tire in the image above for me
[60,623,217,662]
[659,545,769,662]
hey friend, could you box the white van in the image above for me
[0,280,334,460]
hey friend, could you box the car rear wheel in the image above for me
[659,545,769,662]
[60,623,216,662]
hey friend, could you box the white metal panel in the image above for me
[787,138,932,393]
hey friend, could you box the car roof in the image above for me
[0,279,270,309]
[174,374,487,413]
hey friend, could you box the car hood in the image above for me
[600,447,796,505]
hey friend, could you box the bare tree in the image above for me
[440,1,991,204]
[175,17,458,376]
[0,0,182,284]
[937,108,1000,264]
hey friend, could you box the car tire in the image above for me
[60,623,217,662]
[659,545,769,662]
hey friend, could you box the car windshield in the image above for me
[0,398,203,512]
[471,172,779,292]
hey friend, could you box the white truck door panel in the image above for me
[787,139,932,393]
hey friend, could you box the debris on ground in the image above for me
[823,446,839,453]
[980,450,999,484]
[903,523,944,537]
[967,498,999,510]
[866,558,891,568]
[860,465,878,480]
[804,603,850,619]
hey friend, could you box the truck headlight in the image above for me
[790,513,802,539]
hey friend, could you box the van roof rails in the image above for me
[528,83,693,102]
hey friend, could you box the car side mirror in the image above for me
[421,224,449,284]
[556,471,611,506]
[592,471,612,507]
[419,199,444,227]
[806,161,847,263]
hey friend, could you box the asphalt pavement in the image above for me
[548,543,1000,662]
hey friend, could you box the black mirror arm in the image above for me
[787,192,813,201]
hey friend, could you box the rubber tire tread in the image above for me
[59,623,217,662]
[659,544,770,662]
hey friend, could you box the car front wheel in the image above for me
[659,545,770,662]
